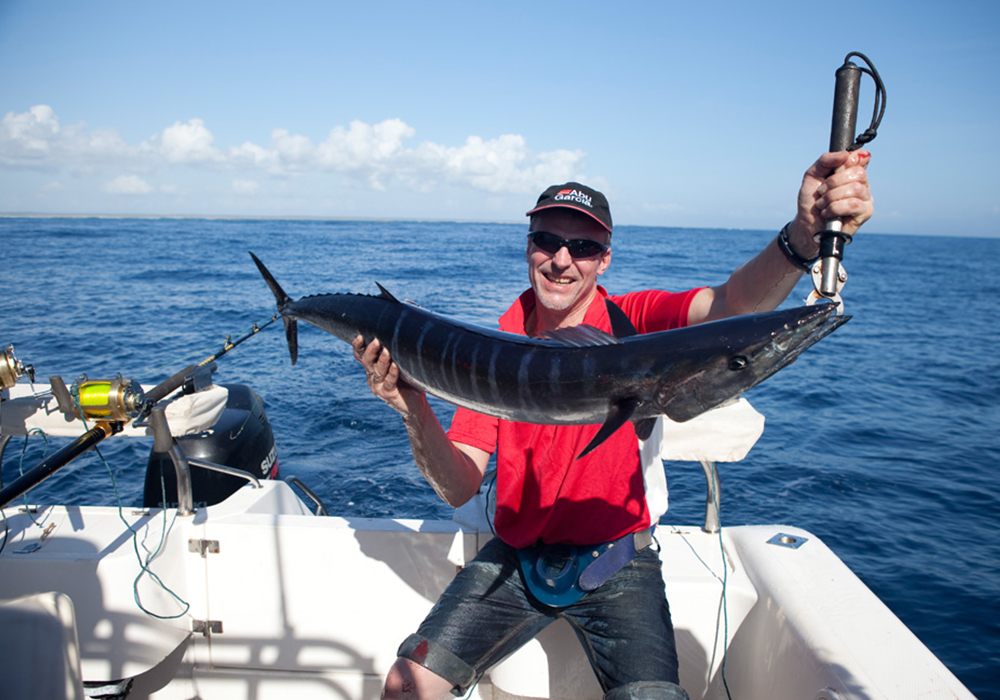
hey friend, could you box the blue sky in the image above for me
[1,0,997,236]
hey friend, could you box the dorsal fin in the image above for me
[375,282,401,303]
[539,324,623,347]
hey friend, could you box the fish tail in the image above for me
[249,252,299,365]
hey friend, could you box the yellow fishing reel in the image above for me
[69,375,147,423]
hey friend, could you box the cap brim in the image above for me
[525,203,612,233]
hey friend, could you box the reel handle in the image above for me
[816,59,863,298]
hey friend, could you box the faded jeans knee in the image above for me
[604,680,690,700]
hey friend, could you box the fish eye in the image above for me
[728,355,749,371]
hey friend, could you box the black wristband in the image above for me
[775,223,817,273]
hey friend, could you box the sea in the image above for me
[1,217,997,698]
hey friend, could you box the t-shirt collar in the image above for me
[499,286,611,336]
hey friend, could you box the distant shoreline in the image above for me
[2,213,994,238]
[0,211,522,225]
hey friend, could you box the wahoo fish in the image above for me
[251,252,849,457]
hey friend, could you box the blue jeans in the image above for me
[398,537,688,699]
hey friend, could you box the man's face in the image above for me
[526,209,611,318]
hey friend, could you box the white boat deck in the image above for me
[0,480,975,700]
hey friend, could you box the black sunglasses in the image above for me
[528,231,609,259]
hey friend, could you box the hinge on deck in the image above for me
[192,619,223,636]
[188,538,220,557]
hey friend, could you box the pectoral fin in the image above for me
[633,417,657,441]
[283,318,299,365]
[577,397,641,459]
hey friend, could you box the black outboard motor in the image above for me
[143,384,278,508]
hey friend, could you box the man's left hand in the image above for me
[788,150,874,253]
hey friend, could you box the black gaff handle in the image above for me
[830,61,863,153]
[816,59,863,298]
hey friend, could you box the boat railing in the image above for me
[186,458,262,489]
[149,405,275,516]
[657,400,765,536]
[284,475,328,516]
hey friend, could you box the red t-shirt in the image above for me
[447,285,702,548]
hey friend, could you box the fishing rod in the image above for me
[137,313,280,409]
[813,51,886,304]
[199,313,279,367]
[0,315,279,509]
[0,422,121,508]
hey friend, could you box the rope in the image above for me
[0,429,51,555]
[711,461,734,700]
[843,51,887,151]
[0,313,280,615]
[65,387,191,620]
[2,424,188,621]
[88,421,191,619]
[18,429,49,526]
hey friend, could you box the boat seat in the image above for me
[0,591,85,700]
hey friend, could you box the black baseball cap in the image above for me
[526,182,613,233]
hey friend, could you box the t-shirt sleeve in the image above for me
[610,287,704,334]
[447,406,500,454]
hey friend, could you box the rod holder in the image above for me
[700,459,721,534]
[149,406,195,517]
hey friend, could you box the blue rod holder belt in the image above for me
[517,527,654,607]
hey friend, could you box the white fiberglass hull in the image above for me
[0,480,975,700]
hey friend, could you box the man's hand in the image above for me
[352,336,425,417]
[788,150,874,253]
[352,335,489,507]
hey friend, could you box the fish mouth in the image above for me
[656,303,850,422]
[766,303,851,368]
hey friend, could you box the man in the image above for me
[354,150,874,700]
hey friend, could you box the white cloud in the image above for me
[316,119,414,171]
[1,105,60,157]
[270,128,315,169]
[1,106,137,167]
[229,140,276,170]
[401,134,583,195]
[158,118,219,163]
[0,105,588,198]
[231,179,259,195]
[104,174,154,195]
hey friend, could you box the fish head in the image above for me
[653,303,850,422]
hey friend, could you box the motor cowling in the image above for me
[143,384,278,508]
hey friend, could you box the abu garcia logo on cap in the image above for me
[553,189,593,209]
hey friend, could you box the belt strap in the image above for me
[578,527,654,592]
[517,527,655,607]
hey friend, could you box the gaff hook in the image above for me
[811,52,886,307]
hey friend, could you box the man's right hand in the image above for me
[352,335,426,417]
[352,335,489,507]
